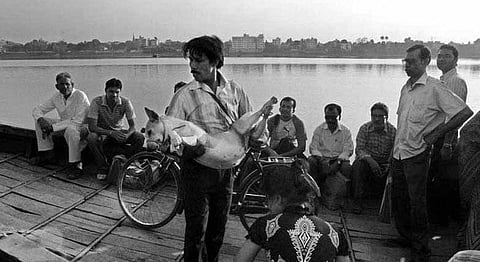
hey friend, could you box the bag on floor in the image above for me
[322,171,350,210]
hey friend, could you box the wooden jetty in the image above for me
[0,124,459,261]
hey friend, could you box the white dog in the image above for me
[144,97,277,169]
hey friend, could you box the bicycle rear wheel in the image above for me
[117,151,182,228]
[237,164,290,231]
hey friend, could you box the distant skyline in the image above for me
[2,0,480,44]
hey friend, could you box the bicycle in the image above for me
[116,145,300,230]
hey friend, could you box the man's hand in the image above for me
[182,143,206,160]
[365,156,382,177]
[440,144,453,161]
[37,117,53,138]
[423,131,441,146]
[110,130,128,143]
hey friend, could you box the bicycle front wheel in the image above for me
[117,151,182,229]
[237,163,290,231]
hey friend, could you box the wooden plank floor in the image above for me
[0,152,459,261]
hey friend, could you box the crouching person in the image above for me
[235,161,350,262]
[32,72,90,179]
[86,78,144,181]
[351,102,396,214]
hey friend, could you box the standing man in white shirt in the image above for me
[32,72,90,179]
[392,45,472,262]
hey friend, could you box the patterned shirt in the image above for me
[247,206,349,262]
[440,68,467,102]
[166,71,252,135]
[394,73,467,160]
[355,121,396,163]
[88,95,136,130]
[309,122,354,160]
[32,88,90,132]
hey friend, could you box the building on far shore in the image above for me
[231,34,265,53]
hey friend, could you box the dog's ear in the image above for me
[145,107,159,121]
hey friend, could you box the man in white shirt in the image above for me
[32,72,90,179]
[392,45,472,261]
[308,103,354,187]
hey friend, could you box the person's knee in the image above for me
[340,161,352,177]
[130,131,145,146]
[86,132,100,144]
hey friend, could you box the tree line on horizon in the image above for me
[1,37,480,58]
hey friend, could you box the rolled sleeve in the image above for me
[309,127,323,157]
[32,96,56,121]
[339,128,354,160]
[436,85,467,120]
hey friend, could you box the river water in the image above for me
[1,57,480,153]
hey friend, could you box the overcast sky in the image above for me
[1,0,479,44]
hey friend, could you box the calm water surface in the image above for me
[2,57,480,153]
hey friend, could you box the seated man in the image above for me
[351,102,396,214]
[308,103,353,187]
[32,72,90,179]
[262,96,307,159]
[86,78,144,180]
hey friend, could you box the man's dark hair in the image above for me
[406,44,431,63]
[182,35,224,69]
[105,78,122,91]
[371,102,389,119]
[439,44,459,59]
[56,72,72,82]
[324,103,342,120]
[281,96,296,111]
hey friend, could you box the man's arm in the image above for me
[338,128,354,160]
[309,128,323,157]
[355,124,369,159]
[280,139,306,157]
[424,106,473,145]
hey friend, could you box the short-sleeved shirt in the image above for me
[440,68,467,102]
[88,95,136,130]
[166,71,252,135]
[247,206,349,262]
[355,121,396,163]
[393,73,467,160]
[309,122,354,160]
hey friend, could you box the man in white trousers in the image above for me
[32,72,90,179]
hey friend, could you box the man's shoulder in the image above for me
[72,88,88,98]
[386,121,396,130]
[426,76,446,88]
[339,123,352,132]
[120,96,132,104]
[292,114,305,124]
[91,96,103,104]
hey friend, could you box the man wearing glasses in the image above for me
[351,102,396,214]
[392,44,472,262]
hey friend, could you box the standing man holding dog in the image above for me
[392,44,472,262]
[166,35,254,262]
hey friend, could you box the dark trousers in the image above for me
[307,156,352,186]
[391,151,430,262]
[182,158,233,262]
[351,159,387,200]
[86,131,144,171]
